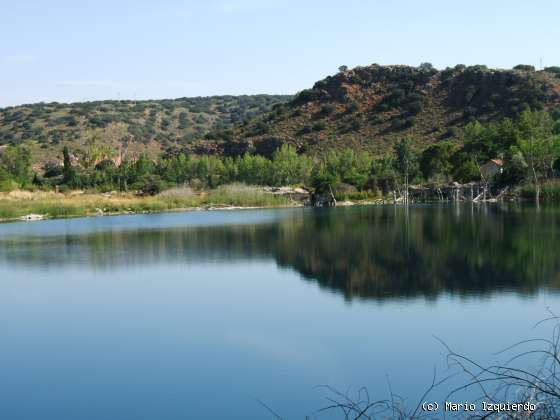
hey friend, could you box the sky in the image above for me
[1,0,559,107]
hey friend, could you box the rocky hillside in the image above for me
[3,64,560,163]
[225,64,560,157]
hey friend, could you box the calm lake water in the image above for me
[0,204,559,419]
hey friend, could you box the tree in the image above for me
[453,159,480,183]
[394,138,418,203]
[420,142,456,181]
[237,154,272,185]
[515,110,556,201]
[0,145,32,187]
[82,130,104,169]
[371,155,398,194]
[514,64,536,72]
[419,62,436,73]
[336,149,372,190]
[62,146,78,186]
[271,145,312,186]
[0,167,18,192]
[311,159,340,195]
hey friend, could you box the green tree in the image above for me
[420,142,456,181]
[336,149,372,190]
[0,167,18,192]
[311,160,340,194]
[371,154,398,194]
[237,154,272,185]
[271,145,312,186]
[1,145,32,187]
[515,110,557,200]
[453,159,480,183]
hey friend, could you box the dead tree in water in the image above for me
[395,138,416,206]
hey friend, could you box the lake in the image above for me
[0,204,559,419]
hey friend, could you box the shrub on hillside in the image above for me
[320,104,335,116]
[312,121,326,131]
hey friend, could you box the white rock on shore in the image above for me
[20,214,45,221]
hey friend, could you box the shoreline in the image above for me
[0,189,391,223]
[0,188,545,224]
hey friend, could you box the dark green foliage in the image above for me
[43,162,63,178]
[420,141,456,180]
[320,104,335,116]
[406,100,424,115]
[349,120,361,131]
[251,121,270,136]
[204,129,233,142]
[514,64,536,72]
[500,151,527,184]
[419,62,437,74]
[293,89,318,104]
[544,67,560,75]
[138,174,165,196]
[445,65,548,118]
[312,121,326,131]
[346,101,359,113]
[453,159,480,183]
[95,159,116,172]
[160,117,171,131]
[391,117,415,130]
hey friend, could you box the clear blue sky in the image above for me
[1,0,559,107]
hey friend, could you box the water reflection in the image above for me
[1,204,559,300]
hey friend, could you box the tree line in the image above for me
[1,110,559,199]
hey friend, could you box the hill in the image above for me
[224,63,560,157]
[2,64,560,164]
[0,95,291,163]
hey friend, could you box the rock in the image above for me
[263,186,310,202]
[20,214,45,221]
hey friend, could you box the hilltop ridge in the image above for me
[224,63,560,156]
[1,63,560,164]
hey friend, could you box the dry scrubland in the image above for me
[0,184,293,221]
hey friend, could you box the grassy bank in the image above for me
[0,184,293,221]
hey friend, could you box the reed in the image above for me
[206,183,291,207]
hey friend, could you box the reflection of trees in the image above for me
[276,205,560,299]
[1,205,560,300]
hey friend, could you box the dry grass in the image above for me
[0,184,292,221]
[207,183,292,207]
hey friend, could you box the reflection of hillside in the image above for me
[1,205,560,300]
